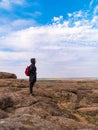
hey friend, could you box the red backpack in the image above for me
[25,66,30,76]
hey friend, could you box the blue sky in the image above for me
[0,0,98,78]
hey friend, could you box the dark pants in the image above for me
[29,81,35,94]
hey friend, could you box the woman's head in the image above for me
[31,58,36,64]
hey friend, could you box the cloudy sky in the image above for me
[0,0,98,79]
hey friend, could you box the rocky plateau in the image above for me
[0,72,98,130]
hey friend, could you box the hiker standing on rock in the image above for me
[29,58,37,96]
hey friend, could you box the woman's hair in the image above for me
[31,58,36,64]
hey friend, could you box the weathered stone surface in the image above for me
[0,95,14,110]
[78,107,98,116]
[0,109,8,119]
[0,72,17,79]
[0,78,98,129]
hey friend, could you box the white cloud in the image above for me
[11,19,37,29]
[52,16,63,24]
[94,6,98,14]
[12,0,25,5]
[0,0,26,10]
[1,23,97,50]
[0,20,98,78]
[0,0,10,9]
[0,17,38,36]
[89,0,94,8]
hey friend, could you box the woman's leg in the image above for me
[30,81,34,94]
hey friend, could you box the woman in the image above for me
[29,58,37,96]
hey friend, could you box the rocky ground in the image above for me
[0,72,98,130]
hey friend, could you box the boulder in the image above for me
[0,72,17,79]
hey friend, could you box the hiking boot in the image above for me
[30,93,35,96]
[32,93,35,96]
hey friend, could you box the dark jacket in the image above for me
[29,64,36,83]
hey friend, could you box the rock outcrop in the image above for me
[0,72,17,79]
[0,76,98,130]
